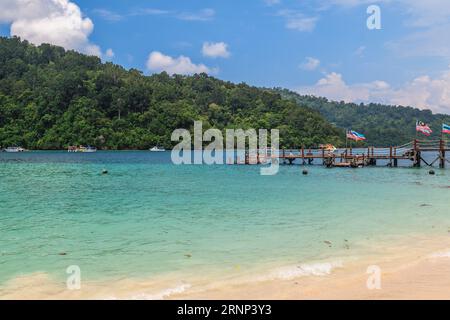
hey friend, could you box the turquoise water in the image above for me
[0,151,449,288]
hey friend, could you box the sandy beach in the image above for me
[178,244,450,300]
[2,234,450,300]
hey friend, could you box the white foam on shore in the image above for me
[103,283,192,300]
[262,261,343,281]
[131,283,191,300]
[428,250,450,259]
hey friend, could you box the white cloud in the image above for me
[93,8,123,22]
[105,48,114,59]
[297,71,450,114]
[202,42,230,58]
[277,10,318,32]
[397,0,450,28]
[377,1,450,58]
[325,0,450,27]
[94,7,214,23]
[300,57,320,70]
[298,72,389,102]
[324,0,385,7]
[312,1,450,57]
[0,0,101,56]
[264,0,281,6]
[129,8,170,17]
[177,8,215,21]
[387,24,450,58]
[146,51,214,75]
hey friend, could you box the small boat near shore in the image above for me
[149,146,166,152]
[68,145,97,153]
[3,146,27,153]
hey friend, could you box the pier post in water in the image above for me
[393,147,398,167]
[389,146,393,166]
[301,147,306,165]
[413,151,421,167]
[307,149,313,165]
[322,148,325,165]
[439,139,446,168]
[413,139,421,168]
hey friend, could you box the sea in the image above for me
[0,151,449,298]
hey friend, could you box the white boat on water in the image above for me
[149,146,165,152]
[81,146,97,153]
[68,145,97,153]
[4,147,26,153]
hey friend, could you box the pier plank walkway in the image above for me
[243,139,449,168]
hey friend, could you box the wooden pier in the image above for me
[242,139,449,168]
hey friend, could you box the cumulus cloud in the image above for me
[277,10,318,32]
[297,71,450,114]
[105,48,114,59]
[202,42,230,58]
[0,0,101,56]
[299,57,320,70]
[146,51,214,75]
[298,72,389,102]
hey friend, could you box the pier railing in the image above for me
[242,139,449,168]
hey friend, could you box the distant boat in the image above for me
[68,145,97,153]
[4,147,26,153]
[149,146,165,152]
[81,146,97,153]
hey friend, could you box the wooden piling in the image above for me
[301,147,306,165]
[270,139,447,169]
[413,139,421,168]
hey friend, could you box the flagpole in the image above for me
[415,120,418,150]
[415,119,418,140]
[345,128,348,151]
[345,128,349,159]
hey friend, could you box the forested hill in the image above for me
[0,36,343,150]
[275,88,450,147]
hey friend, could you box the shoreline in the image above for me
[176,244,450,300]
[2,234,450,300]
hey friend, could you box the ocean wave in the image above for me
[102,283,191,300]
[130,283,191,300]
[428,250,450,259]
[264,261,343,281]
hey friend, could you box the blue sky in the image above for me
[1,0,450,114]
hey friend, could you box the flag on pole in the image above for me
[416,121,432,136]
[442,123,450,134]
[346,130,366,141]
